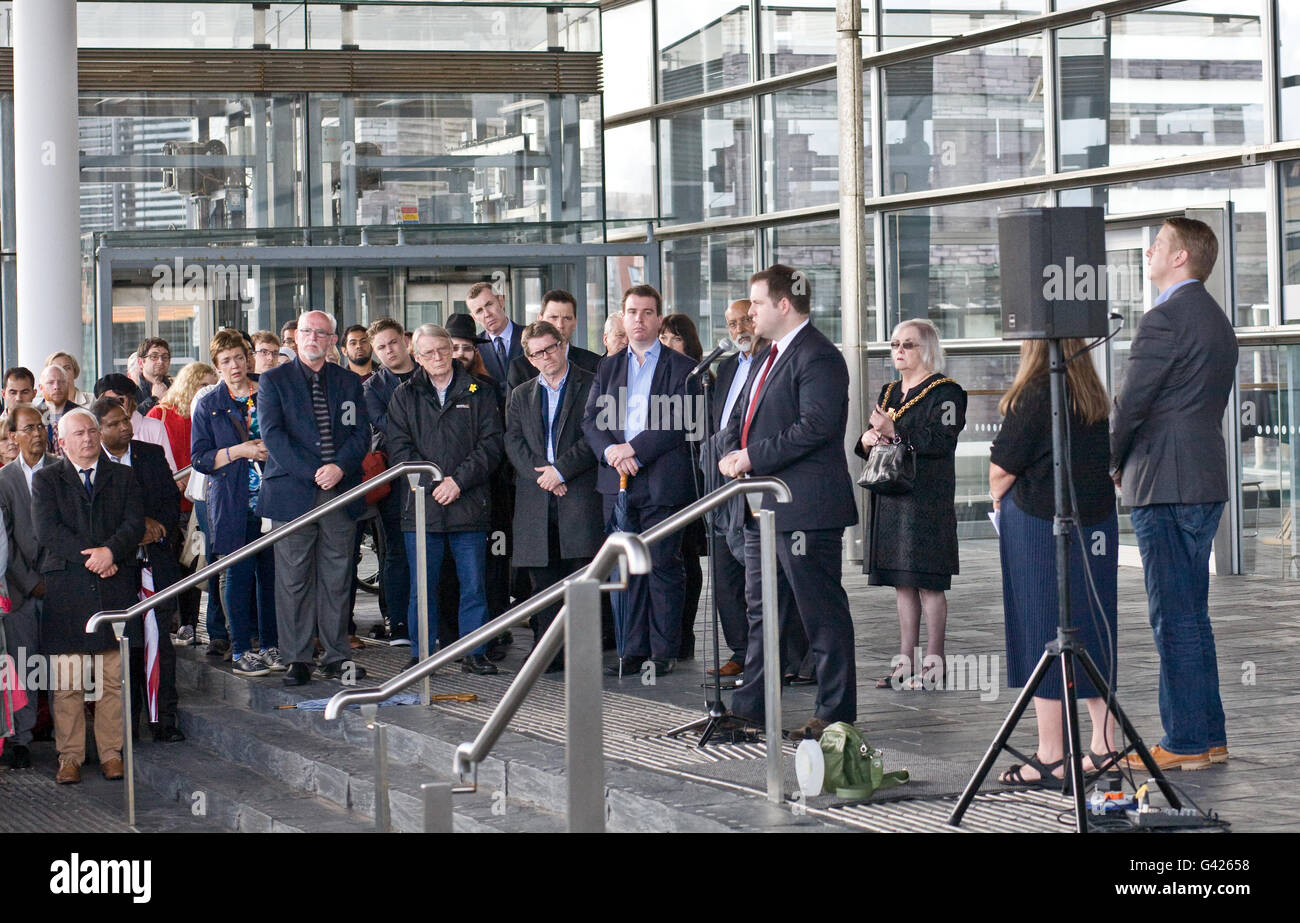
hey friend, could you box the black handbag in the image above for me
[857,377,956,495]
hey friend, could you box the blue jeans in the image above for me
[194,499,228,642]
[1130,502,1227,755]
[219,514,279,658]
[405,531,489,656]
[380,489,411,634]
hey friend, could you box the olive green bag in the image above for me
[819,722,911,799]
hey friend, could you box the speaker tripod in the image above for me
[948,338,1181,832]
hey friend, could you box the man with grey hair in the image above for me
[386,323,504,674]
[32,408,145,783]
[602,313,627,357]
[257,310,371,686]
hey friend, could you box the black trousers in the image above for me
[529,501,589,650]
[603,498,684,661]
[731,526,856,725]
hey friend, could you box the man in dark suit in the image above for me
[506,289,602,392]
[1112,217,1238,772]
[467,280,523,398]
[582,284,697,675]
[0,402,48,768]
[258,310,371,686]
[32,408,145,783]
[718,264,858,740]
[91,397,184,742]
[505,321,602,671]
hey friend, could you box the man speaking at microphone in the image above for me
[717,265,857,740]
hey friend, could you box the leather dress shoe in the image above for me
[485,640,509,662]
[707,660,743,678]
[318,660,367,681]
[649,658,675,676]
[283,662,312,686]
[784,717,830,741]
[604,656,645,677]
[151,724,186,743]
[461,654,498,676]
[101,757,125,780]
[56,758,82,784]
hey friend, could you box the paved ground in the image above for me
[6,537,1295,832]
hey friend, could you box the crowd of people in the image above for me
[0,219,1238,786]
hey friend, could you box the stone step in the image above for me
[172,648,842,832]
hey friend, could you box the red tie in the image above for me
[741,344,779,449]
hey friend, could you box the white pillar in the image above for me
[14,0,80,372]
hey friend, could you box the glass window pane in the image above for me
[1282,0,1300,140]
[604,0,654,115]
[657,0,752,102]
[76,3,305,50]
[313,4,598,53]
[79,93,304,232]
[660,101,753,223]
[1283,160,1300,322]
[766,219,875,344]
[318,92,602,226]
[662,231,754,347]
[885,194,1037,339]
[759,3,873,78]
[882,1,1041,49]
[762,79,846,211]
[605,122,657,221]
[1058,3,1266,173]
[883,36,1044,194]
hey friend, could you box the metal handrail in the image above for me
[324,474,789,720]
[86,461,442,634]
[447,475,791,791]
[319,532,650,721]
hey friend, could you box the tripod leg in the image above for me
[948,648,1056,826]
[1059,650,1089,833]
[1073,650,1182,810]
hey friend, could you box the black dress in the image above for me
[857,373,968,591]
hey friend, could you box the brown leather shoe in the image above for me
[55,759,82,784]
[100,757,124,780]
[1122,744,1211,772]
[784,717,830,741]
[706,660,743,677]
[1209,745,1229,764]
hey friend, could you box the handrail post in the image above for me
[757,506,784,805]
[409,472,431,707]
[113,624,135,826]
[421,782,452,833]
[565,577,604,833]
[363,704,391,833]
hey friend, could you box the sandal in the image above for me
[998,753,1065,787]
[1086,749,1121,778]
[875,664,915,689]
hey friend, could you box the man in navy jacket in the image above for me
[582,284,696,675]
[257,310,370,685]
[718,265,858,740]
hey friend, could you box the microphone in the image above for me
[688,337,738,379]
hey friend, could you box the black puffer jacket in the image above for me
[385,365,504,533]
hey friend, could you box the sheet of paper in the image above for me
[988,510,1000,536]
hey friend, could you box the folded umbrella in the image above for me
[606,471,632,675]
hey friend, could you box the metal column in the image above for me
[758,507,783,805]
[564,577,605,832]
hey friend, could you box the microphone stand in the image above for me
[667,356,732,745]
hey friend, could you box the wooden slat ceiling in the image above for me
[0,49,602,95]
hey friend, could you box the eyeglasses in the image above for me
[890,340,920,351]
[527,342,561,360]
[16,424,43,435]
[417,346,453,360]
[296,328,332,340]
[254,348,278,358]
[144,351,170,362]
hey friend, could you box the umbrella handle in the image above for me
[619,472,628,490]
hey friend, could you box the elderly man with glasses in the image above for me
[256,310,371,686]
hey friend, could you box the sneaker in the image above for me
[232,652,271,677]
[389,626,411,647]
[205,639,231,658]
[172,626,196,647]
[260,647,287,672]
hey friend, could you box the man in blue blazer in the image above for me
[718,265,858,740]
[467,280,523,398]
[257,311,371,686]
[582,285,697,675]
